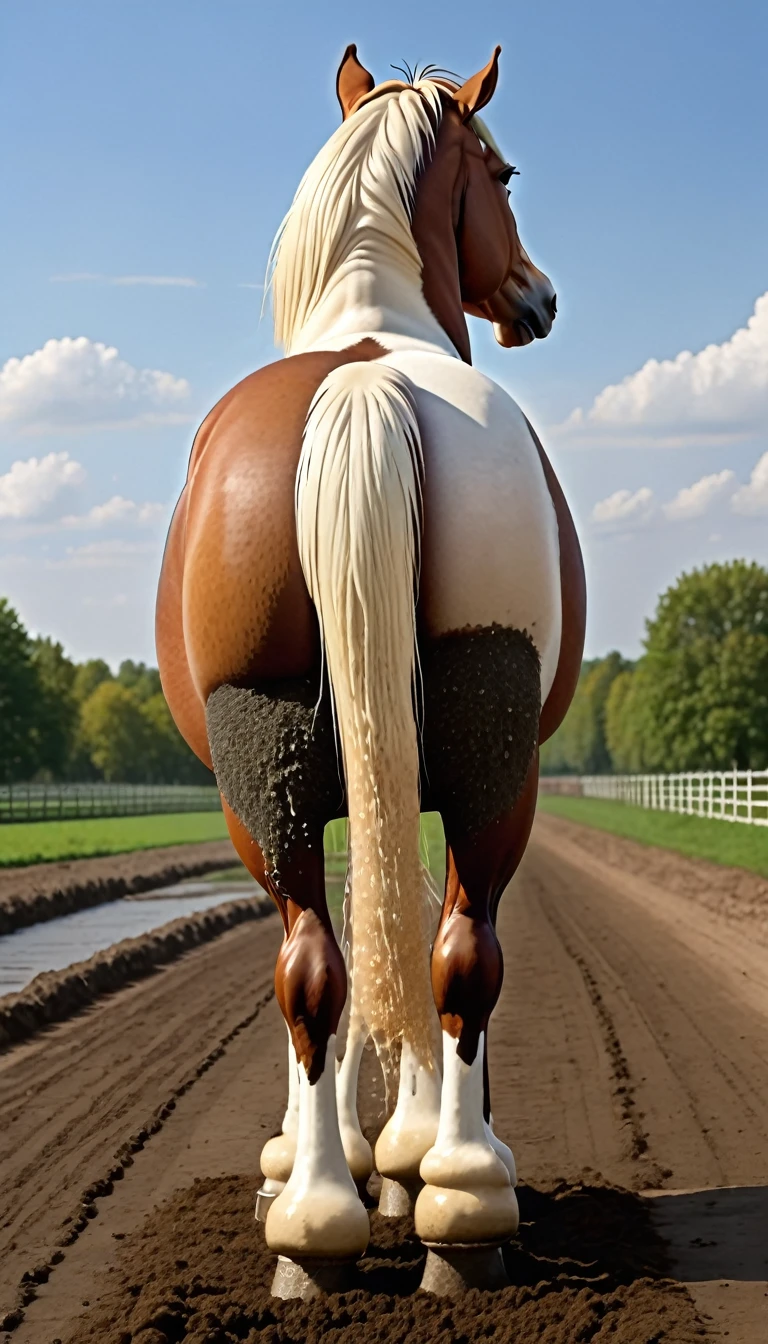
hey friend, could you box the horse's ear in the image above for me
[336,44,376,120]
[452,46,501,121]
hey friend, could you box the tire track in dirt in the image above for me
[533,881,670,1188]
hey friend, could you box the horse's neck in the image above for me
[287,258,460,359]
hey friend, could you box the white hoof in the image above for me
[266,1176,370,1257]
[264,1034,369,1259]
[415,1182,519,1243]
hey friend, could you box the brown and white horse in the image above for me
[157,45,585,1291]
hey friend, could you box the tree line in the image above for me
[3,558,767,784]
[541,560,768,775]
[0,598,210,785]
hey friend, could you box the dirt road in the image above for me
[2,814,766,1342]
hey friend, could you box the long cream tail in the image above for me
[295,361,436,1068]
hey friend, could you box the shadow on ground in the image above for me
[645,1184,768,1283]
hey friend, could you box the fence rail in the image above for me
[541,771,768,826]
[0,783,222,824]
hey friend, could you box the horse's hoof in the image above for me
[270,1255,358,1300]
[419,1242,510,1295]
[254,1180,283,1223]
[378,1176,422,1216]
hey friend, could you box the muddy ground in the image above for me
[0,893,272,1050]
[1,813,766,1342]
[0,841,238,936]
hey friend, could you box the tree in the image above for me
[616,561,768,770]
[80,681,153,782]
[117,660,162,701]
[30,637,79,778]
[141,693,212,783]
[0,599,41,781]
[540,651,633,774]
[73,659,113,704]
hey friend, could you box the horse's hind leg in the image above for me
[207,679,370,1282]
[415,626,540,1263]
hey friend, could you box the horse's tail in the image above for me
[295,361,436,1071]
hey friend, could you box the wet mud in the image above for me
[0,841,238,936]
[0,894,272,1051]
[65,1173,704,1343]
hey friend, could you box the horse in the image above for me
[156,44,585,1296]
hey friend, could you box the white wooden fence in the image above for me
[577,772,768,827]
[0,783,222,824]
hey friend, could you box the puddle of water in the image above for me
[0,872,261,997]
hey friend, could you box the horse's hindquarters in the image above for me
[383,351,562,702]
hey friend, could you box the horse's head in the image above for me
[337,46,556,362]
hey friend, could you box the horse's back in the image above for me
[382,349,562,699]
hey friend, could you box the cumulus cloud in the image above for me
[562,292,768,446]
[592,486,655,525]
[61,496,166,529]
[731,450,768,515]
[0,337,190,433]
[51,274,202,287]
[662,469,736,520]
[0,452,85,519]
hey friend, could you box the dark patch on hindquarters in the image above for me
[419,623,540,836]
[206,679,343,868]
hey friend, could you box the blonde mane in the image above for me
[271,81,444,352]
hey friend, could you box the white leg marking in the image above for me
[375,1037,442,1181]
[336,1015,373,1182]
[259,1027,300,1186]
[485,1113,517,1187]
[415,1031,518,1243]
[265,1034,370,1258]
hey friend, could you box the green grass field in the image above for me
[537,793,768,878]
[0,811,231,868]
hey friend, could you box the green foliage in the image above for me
[80,681,153,782]
[0,595,210,784]
[0,599,40,782]
[73,659,112,704]
[540,651,633,775]
[608,561,768,771]
[30,637,79,778]
[117,659,162,701]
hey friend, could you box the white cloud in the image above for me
[0,337,191,433]
[562,292,768,446]
[51,539,157,569]
[61,495,166,529]
[0,452,85,519]
[662,469,736,520]
[51,274,202,287]
[592,486,655,526]
[731,450,768,515]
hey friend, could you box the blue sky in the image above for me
[1,0,767,665]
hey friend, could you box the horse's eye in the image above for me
[497,164,518,185]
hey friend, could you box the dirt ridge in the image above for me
[0,893,272,1052]
[0,981,276,1333]
[0,840,238,936]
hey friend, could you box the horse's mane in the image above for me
[270,81,444,352]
